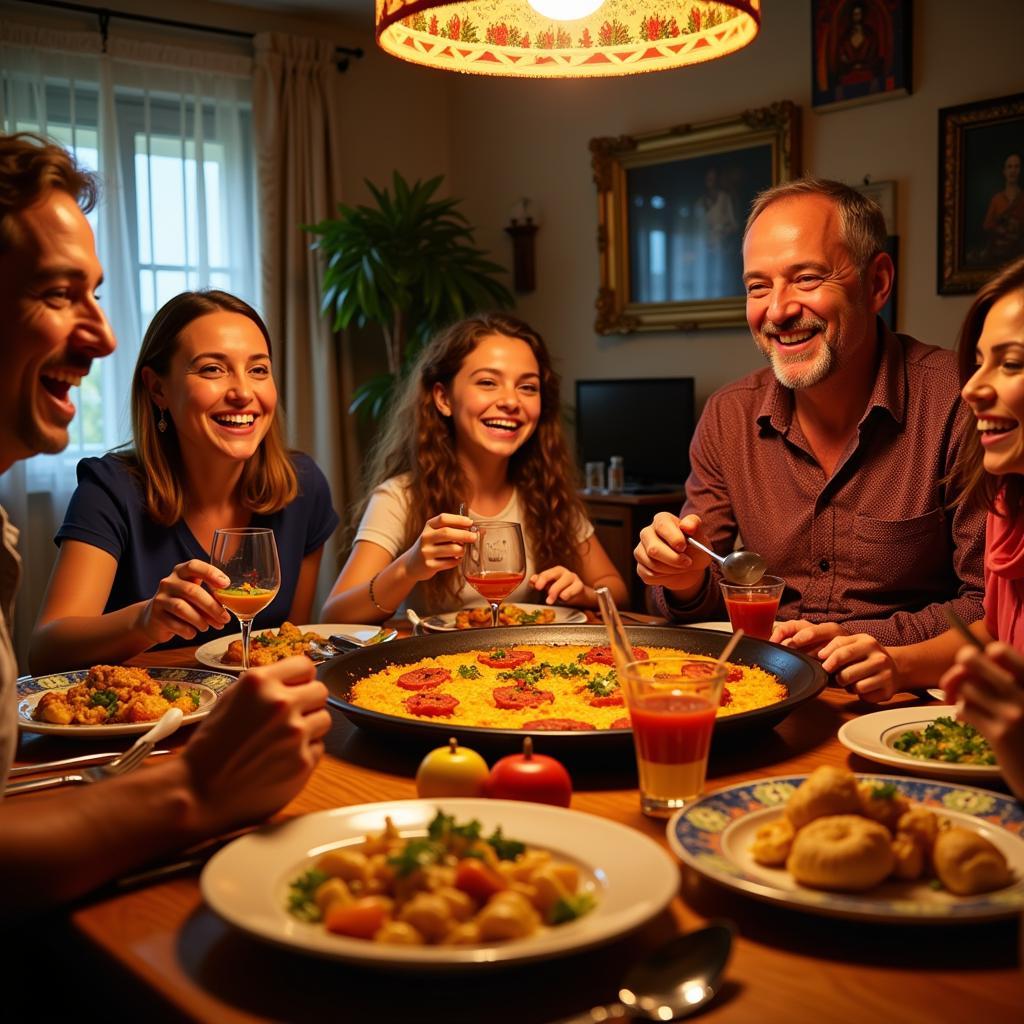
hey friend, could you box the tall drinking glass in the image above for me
[620,656,725,818]
[463,521,526,628]
[210,527,281,670]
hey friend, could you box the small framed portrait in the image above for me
[590,102,800,334]
[939,92,1024,294]
[811,0,912,112]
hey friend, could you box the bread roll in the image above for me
[785,766,862,830]
[857,781,910,833]
[787,815,895,891]
[933,828,1012,896]
[751,817,795,867]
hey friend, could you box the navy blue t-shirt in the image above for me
[55,452,339,649]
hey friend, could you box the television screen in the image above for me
[575,378,695,491]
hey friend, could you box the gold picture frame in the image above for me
[938,92,1024,295]
[591,101,800,334]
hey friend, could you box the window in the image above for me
[1,55,259,482]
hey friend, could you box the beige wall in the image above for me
[442,0,1024,409]
[9,0,1024,412]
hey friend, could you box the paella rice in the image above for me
[349,643,786,730]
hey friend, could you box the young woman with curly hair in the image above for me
[322,313,627,620]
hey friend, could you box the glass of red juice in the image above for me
[720,575,785,640]
[620,656,725,818]
[463,520,526,627]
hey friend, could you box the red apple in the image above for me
[486,737,572,807]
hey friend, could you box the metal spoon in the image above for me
[556,923,734,1023]
[686,536,767,586]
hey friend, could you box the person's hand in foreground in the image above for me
[182,654,331,832]
[941,641,1024,802]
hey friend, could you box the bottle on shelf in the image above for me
[607,455,625,493]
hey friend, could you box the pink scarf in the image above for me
[983,509,1024,648]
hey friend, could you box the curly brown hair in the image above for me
[952,255,1024,520]
[357,313,587,608]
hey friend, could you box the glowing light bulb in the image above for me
[527,0,605,21]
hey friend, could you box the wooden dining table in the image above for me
[12,627,1024,1023]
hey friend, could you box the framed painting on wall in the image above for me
[811,0,912,112]
[939,92,1024,294]
[590,101,800,334]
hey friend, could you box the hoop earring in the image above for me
[157,408,168,433]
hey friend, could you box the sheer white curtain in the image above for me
[0,24,259,660]
[253,33,357,609]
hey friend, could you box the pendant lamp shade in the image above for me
[376,0,761,79]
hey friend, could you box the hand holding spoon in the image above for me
[685,535,767,586]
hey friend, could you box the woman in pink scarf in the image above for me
[792,257,1024,800]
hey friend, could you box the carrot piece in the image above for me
[454,858,507,901]
[323,897,390,939]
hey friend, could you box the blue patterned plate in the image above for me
[17,667,234,738]
[668,773,1024,923]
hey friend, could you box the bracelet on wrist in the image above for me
[368,571,397,615]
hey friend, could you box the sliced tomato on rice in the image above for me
[477,649,535,669]
[404,692,459,717]
[493,685,554,710]
[396,667,452,691]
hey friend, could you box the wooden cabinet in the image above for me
[581,490,684,610]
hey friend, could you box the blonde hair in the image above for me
[124,290,297,525]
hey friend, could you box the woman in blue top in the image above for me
[29,290,338,672]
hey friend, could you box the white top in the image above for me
[354,475,595,614]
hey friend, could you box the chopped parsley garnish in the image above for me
[428,810,483,844]
[586,672,619,698]
[287,868,329,922]
[387,838,443,877]
[88,689,119,711]
[516,609,543,623]
[549,892,596,924]
[487,826,526,862]
[870,782,898,800]
[160,683,181,702]
[457,664,482,680]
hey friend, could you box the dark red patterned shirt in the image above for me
[652,327,985,646]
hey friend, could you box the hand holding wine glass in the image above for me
[463,521,526,628]
[210,527,281,669]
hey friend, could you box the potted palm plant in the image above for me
[307,172,514,418]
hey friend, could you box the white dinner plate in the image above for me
[195,623,387,673]
[202,797,679,968]
[419,604,587,632]
[837,705,1002,782]
[687,621,733,633]
[17,667,232,738]
[669,773,1024,923]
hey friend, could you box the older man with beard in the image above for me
[634,177,985,666]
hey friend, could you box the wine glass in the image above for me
[463,521,526,628]
[210,527,281,670]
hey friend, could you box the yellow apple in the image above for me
[416,737,489,798]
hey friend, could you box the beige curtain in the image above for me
[252,32,357,609]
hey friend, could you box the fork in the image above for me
[5,708,183,796]
[307,628,398,659]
